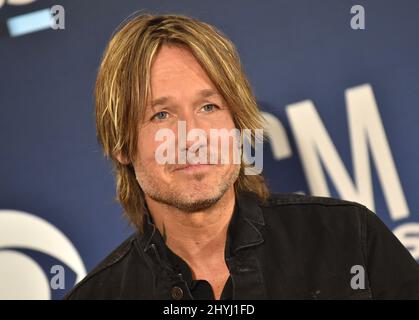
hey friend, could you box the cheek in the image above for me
[212,112,236,130]
[136,128,160,165]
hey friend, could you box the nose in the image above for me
[177,110,208,151]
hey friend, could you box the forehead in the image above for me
[148,44,218,97]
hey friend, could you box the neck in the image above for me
[145,187,235,265]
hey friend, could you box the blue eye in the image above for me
[202,104,217,112]
[152,111,169,121]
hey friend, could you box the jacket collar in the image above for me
[228,191,265,254]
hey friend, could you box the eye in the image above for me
[152,111,169,121]
[201,104,218,113]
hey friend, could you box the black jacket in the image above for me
[65,192,419,299]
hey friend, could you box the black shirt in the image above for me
[165,238,233,300]
[163,203,238,300]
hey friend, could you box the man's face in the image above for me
[132,45,240,212]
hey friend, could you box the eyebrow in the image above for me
[149,89,221,108]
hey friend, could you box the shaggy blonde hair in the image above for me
[95,13,269,231]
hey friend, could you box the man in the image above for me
[65,13,419,299]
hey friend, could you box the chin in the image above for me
[183,188,219,202]
[176,194,223,212]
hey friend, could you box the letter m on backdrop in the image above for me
[286,84,409,221]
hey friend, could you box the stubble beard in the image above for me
[136,165,240,213]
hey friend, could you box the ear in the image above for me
[113,151,130,165]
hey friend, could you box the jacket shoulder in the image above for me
[64,233,138,299]
[259,192,370,232]
[261,192,367,210]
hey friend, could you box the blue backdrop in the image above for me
[0,0,418,299]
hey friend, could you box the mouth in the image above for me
[172,164,212,173]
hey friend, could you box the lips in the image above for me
[172,164,211,172]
